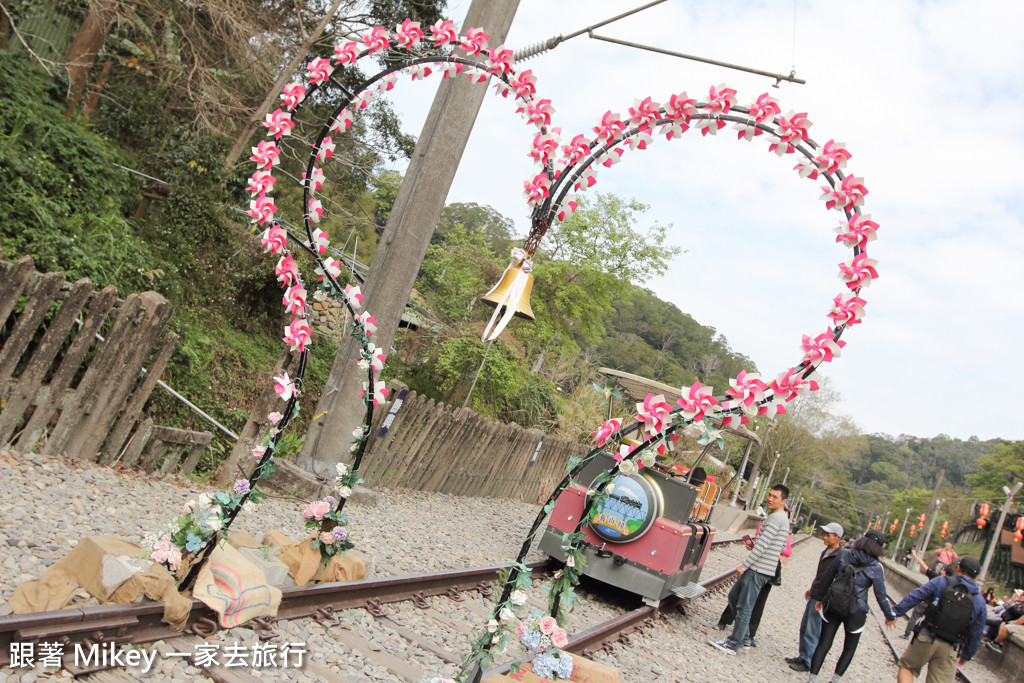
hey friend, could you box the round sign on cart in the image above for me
[587,473,660,543]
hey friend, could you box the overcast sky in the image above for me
[381,0,1024,441]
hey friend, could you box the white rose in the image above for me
[487,619,499,633]
[206,515,223,532]
[336,485,353,499]
[336,463,349,477]
[197,492,213,508]
[565,555,576,568]
[510,590,527,606]
[499,607,515,622]
[640,452,656,468]
[620,460,638,476]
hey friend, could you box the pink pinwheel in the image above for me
[627,130,653,151]
[747,92,781,124]
[331,109,353,134]
[485,46,514,75]
[593,110,625,145]
[355,89,375,110]
[260,225,287,254]
[725,370,768,411]
[574,166,598,192]
[523,172,551,205]
[528,131,561,165]
[358,312,376,337]
[771,367,819,402]
[429,19,458,47]
[827,292,867,327]
[362,26,390,53]
[720,413,750,430]
[376,73,397,93]
[593,418,622,446]
[555,197,579,222]
[282,284,307,316]
[315,258,341,282]
[315,137,336,163]
[838,253,879,290]
[284,318,313,352]
[464,65,490,84]
[598,148,624,168]
[274,372,297,401]
[614,442,637,462]
[834,213,879,249]
[814,140,851,176]
[250,140,281,170]
[344,284,364,308]
[304,166,325,192]
[312,230,329,254]
[248,193,277,225]
[699,84,737,136]
[769,110,812,155]
[307,198,324,223]
[439,62,465,79]
[361,344,387,377]
[628,96,661,131]
[800,328,846,364]
[360,379,390,407]
[275,255,299,287]
[459,27,489,55]
[636,393,673,436]
[758,400,787,419]
[518,98,554,128]
[664,92,697,123]
[333,41,360,65]
[263,108,294,140]
[394,19,424,48]
[306,57,334,85]
[280,82,306,111]
[410,63,433,81]
[561,134,591,165]
[677,381,719,423]
[510,69,537,100]
[247,170,276,196]
[820,175,868,212]
[659,119,689,141]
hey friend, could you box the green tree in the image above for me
[969,441,1024,497]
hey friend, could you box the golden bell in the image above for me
[481,266,535,320]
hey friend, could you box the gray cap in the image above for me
[820,522,844,536]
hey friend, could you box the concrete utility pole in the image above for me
[893,507,911,560]
[745,420,775,509]
[979,481,1023,583]
[756,451,782,511]
[297,0,522,473]
[730,438,754,507]
[916,469,945,554]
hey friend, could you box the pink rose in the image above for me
[303,500,330,521]
[319,531,335,545]
[550,628,568,649]
[539,616,557,635]
[516,623,528,637]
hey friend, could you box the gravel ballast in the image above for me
[0,450,1005,682]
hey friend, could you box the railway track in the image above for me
[869,600,976,683]
[0,532,768,680]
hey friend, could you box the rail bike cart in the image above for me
[539,450,721,605]
[539,368,754,605]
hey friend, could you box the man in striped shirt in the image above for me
[709,483,790,654]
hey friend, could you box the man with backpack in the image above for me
[785,521,844,672]
[886,557,987,683]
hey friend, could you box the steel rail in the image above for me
[0,559,558,668]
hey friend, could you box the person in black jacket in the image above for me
[785,522,843,672]
[807,530,896,683]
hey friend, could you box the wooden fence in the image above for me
[358,384,589,505]
[0,255,211,474]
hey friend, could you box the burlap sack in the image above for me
[9,535,192,630]
[192,541,282,628]
[263,530,365,586]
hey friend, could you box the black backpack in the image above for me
[824,551,870,617]
[923,577,974,644]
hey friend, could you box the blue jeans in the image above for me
[726,569,771,649]
[798,597,822,666]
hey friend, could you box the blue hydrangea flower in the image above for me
[520,630,542,651]
[185,533,204,552]
[532,653,558,679]
[556,653,574,679]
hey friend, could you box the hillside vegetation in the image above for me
[1,3,1020,543]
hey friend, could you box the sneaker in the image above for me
[743,638,757,648]
[785,657,802,664]
[708,639,738,655]
[985,641,1003,653]
[789,660,810,672]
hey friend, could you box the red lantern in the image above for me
[980,503,991,518]
[1015,530,1023,542]
[940,529,946,537]
[909,527,916,537]
[1015,518,1024,532]
[919,513,927,525]
[875,520,882,530]
[893,518,900,527]
[940,520,949,537]
[977,517,987,528]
